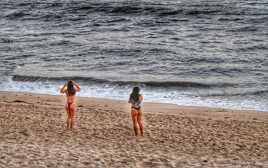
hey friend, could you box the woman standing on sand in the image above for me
[128,87,144,136]
[60,80,81,129]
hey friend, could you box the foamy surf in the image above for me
[1,78,267,112]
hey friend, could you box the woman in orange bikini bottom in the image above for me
[60,80,81,129]
[129,87,144,136]
[131,107,143,136]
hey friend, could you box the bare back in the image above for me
[65,92,76,104]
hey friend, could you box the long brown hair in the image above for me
[130,87,140,102]
[67,80,76,96]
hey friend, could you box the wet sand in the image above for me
[0,91,267,168]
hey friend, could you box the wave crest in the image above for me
[12,75,236,89]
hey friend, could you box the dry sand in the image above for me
[0,91,267,168]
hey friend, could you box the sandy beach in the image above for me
[0,91,267,168]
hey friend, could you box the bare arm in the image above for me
[73,81,81,92]
[60,82,67,94]
[139,95,143,102]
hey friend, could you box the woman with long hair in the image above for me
[60,80,81,129]
[128,87,144,136]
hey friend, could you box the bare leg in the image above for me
[66,107,70,129]
[67,118,70,129]
[131,110,138,136]
[137,110,144,136]
[70,116,74,129]
[70,105,75,129]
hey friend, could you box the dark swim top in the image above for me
[129,97,142,108]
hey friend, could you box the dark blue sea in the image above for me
[0,0,267,111]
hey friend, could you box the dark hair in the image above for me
[130,87,140,102]
[67,80,76,96]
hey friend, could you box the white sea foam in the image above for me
[0,80,267,112]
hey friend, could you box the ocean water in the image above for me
[0,0,267,111]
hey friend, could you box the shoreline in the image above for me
[0,90,267,113]
[2,79,268,112]
[0,91,268,167]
